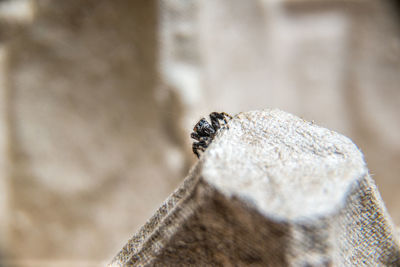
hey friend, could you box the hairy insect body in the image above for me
[191,112,232,158]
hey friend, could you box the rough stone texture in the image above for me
[0,0,399,265]
[109,109,400,266]
[160,0,400,225]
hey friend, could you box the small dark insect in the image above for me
[191,112,232,158]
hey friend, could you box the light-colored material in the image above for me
[109,109,400,266]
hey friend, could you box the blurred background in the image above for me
[0,0,399,266]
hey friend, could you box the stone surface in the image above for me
[160,0,400,226]
[0,0,399,265]
[109,109,400,266]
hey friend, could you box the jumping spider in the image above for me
[191,112,232,158]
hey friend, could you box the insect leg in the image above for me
[192,142,200,158]
[210,112,222,130]
[220,112,232,123]
[210,112,232,129]
[192,140,208,158]
[191,132,201,141]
